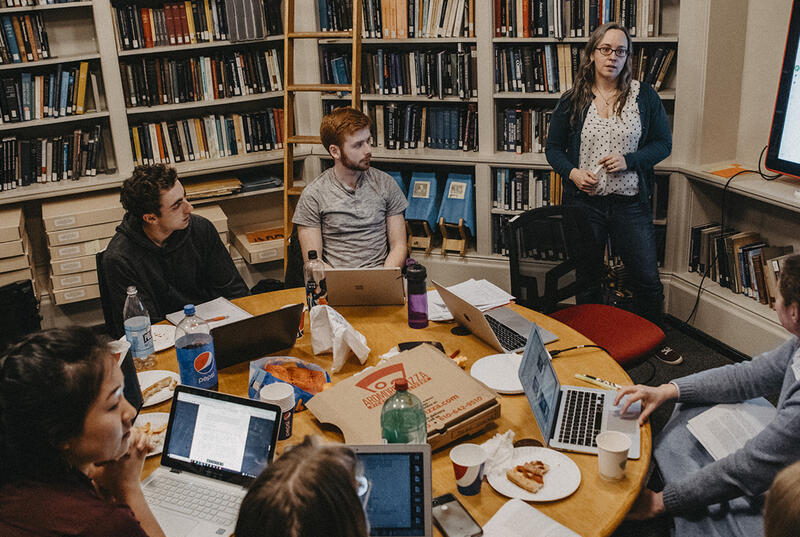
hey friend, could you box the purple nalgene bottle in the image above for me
[406,263,428,329]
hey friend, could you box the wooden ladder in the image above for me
[283,0,363,268]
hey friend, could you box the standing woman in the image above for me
[546,22,672,325]
[0,328,166,537]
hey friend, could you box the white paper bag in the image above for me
[309,305,370,373]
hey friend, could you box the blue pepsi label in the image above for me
[176,334,218,390]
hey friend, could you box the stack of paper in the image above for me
[483,499,581,537]
[428,279,516,321]
[166,297,253,328]
[686,398,776,461]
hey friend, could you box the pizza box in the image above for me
[0,239,23,259]
[0,267,33,287]
[50,269,99,291]
[42,191,124,231]
[49,237,112,261]
[0,253,30,274]
[307,344,500,451]
[231,222,284,265]
[51,283,101,305]
[50,254,98,275]
[46,221,118,247]
[0,206,23,243]
[192,205,228,233]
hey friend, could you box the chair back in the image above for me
[506,206,603,313]
[283,225,305,289]
[437,173,476,235]
[0,279,40,348]
[96,249,119,338]
[388,171,407,196]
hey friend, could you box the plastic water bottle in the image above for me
[380,378,427,444]
[123,286,155,370]
[406,263,428,329]
[304,250,327,310]
[174,304,218,390]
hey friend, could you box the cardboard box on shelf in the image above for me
[0,254,30,274]
[193,205,228,234]
[42,191,124,231]
[51,283,101,305]
[50,270,100,291]
[306,345,500,451]
[50,254,98,276]
[46,221,118,247]
[0,267,33,287]
[0,206,23,243]
[231,223,284,265]
[49,237,112,262]
[0,239,24,259]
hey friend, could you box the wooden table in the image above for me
[141,288,651,537]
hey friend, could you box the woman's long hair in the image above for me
[567,22,634,126]
[765,461,800,537]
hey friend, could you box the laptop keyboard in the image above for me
[144,474,243,526]
[486,314,527,351]
[558,390,605,448]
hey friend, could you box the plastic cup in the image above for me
[449,443,487,495]
[260,382,296,440]
[596,431,631,481]
[109,339,131,366]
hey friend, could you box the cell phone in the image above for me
[432,493,483,537]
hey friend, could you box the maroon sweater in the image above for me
[0,474,148,537]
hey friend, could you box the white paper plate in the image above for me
[119,324,176,354]
[138,370,180,407]
[487,447,581,501]
[470,353,523,394]
[134,412,169,457]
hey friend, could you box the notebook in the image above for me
[349,444,433,537]
[210,303,304,370]
[517,324,641,459]
[141,385,281,537]
[325,267,405,305]
[432,280,557,352]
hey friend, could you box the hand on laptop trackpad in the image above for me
[154,508,202,537]
[613,397,642,420]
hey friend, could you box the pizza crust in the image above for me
[506,460,550,493]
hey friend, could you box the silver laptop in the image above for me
[518,324,641,459]
[349,444,433,537]
[432,280,557,352]
[141,385,281,537]
[326,267,405,305]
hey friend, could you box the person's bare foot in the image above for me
[626,488,666,520]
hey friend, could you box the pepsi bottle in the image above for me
[175,304,218,390]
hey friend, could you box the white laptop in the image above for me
[141,385,281,537]
[349,444,433,537]
[432,280,558,353]
[326,267,405,305]
[518,324,641,459]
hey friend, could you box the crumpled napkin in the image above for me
[310,305,370,373]
[481,430,516,478]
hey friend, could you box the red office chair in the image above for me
[505,206,664,367]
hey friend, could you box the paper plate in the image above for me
[138,370,180,407]
[134,412,169,457]
[487,447,581,501]
[470,353,523,394]
[118,324,176,353]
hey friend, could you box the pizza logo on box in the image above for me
[355,363,407,393]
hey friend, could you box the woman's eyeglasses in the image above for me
[596,46,629,57]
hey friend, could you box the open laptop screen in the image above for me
[518,324,561,441]
[162,387,281,485]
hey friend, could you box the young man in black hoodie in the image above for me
[103,165,249,336]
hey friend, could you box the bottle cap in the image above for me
[184,304,196,316]
[406,263,426,281]
[126,286,137,295]
[393,378,409,391]
[308,250,318,260]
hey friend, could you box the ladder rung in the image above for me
[287,84,352,92]
[288,31,352,39]
[288,135,321,144]
[287,187,304,196]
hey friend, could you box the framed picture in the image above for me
[412,181,431,198]
[447,181,467,200]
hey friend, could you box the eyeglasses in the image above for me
[596,46,629,58]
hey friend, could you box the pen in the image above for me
[449,349,461,358]
[574,373,620,390]
[206,315,228,323]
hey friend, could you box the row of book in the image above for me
[494,0,662,39]
[631,46,675,91]
[688,223,795,308]
[496,105,552,154]
[119,49,283,108]
[1,125,104,190]
[0,62,99,123]
[355,0,476,38]
[358,45,477,98]
[113,1,231,50]
[129,109,284,166]
[1,14,51,64]
[371,102,477,151]
[3,0,82,6]
[492,168,563,212]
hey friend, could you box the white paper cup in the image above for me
[260,382,296,440]
[596,431,631,481]
[449,443,488,495]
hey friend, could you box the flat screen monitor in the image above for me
[766,0,800,178]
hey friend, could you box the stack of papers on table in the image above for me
[428,279,516,321]
[483,499,581,537]
[686,398,776,461]
[166,297,253,328]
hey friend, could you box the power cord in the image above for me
[550,344,610,357]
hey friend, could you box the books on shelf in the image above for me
[631,44,676,90]
[492,167,562,212]
[2,0,83,6]
[495,43,578,94]
[128,108,283,166]
[494,0,662,39]
[119,48,282,108]
[496,105,552,154]
[0,61,98,123]
[355,0,475,38]
[0,14,51,64]
[1,124,104,190]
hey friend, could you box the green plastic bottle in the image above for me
[380,378,427,444]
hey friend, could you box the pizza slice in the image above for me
[506,460,550,493]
